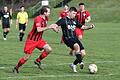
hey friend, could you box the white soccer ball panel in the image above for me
[88,64,98,74]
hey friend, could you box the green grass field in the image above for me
[0,19,120,80]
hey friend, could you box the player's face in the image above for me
[21,7,25,12]
[79,5,85,10]
[4,6,8,12]
[69,11,77,19]
[45,8,50,17]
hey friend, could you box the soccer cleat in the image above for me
[80,62,84,69]
[12,67,19,73]
[70,64,77,73]
[3,38,7,41]
[34,61,43,70]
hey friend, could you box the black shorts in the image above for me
[2,22,10,29]
[64,37,84,51]
[19,23,26,31]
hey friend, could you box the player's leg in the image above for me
[70,43,82,72]
[2,22,10,40]
[13,53,31,73]
[6,28,10,35]
[69,28,83,55]
[77,40,86,69]
[35,40,52,69]
[36,44,52,62]
[19,23,25,41]
[13,40,36,73]
[73,43,83,64]
[64,38,82,72]
[3,28,8,40]
[80,49,86,58]
[5,27,10,39]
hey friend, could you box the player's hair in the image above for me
[40,6,50,15]
[20,6,24,8]
[79,3,85,6]
[69,7,77,12]
[64,4,69,7]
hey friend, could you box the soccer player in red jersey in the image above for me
[59,4,69,19]
[13,6,56,73]
[75,3,91,40]
[59,4,69,43]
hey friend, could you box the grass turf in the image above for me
[0,19,120,80]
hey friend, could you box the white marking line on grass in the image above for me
[0,74,115,79]
[0,60,120,69]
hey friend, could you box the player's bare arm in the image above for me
[25,18,28,26]
[16,19,18,27]
[81,24,95,30]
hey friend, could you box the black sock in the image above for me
[3,32,6,38]
[6,31,9,35]
[19,32,23,41]
[75,53,82,64]
[73,59,79,65]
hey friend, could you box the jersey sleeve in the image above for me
[86,10,90,17]
[25,12,28,18]
[34,16,42,28]
[56,18,65,26]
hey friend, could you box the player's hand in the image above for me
[25,23,28,27]
[48,24,56,29]
[90,24,95,29]
[49,24,60,33]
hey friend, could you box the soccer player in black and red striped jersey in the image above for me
[59,4,69,19]
[13,6,56,73]
[75,3,91,40]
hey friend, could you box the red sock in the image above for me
[36,51,48,62]
[16,57,26,69]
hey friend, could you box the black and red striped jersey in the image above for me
[27,16,48,41]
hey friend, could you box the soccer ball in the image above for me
[88,64,98,74]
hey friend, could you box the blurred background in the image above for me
[0,0,120,23]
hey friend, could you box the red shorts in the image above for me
[75,27,84,37]
[24,39,47,54]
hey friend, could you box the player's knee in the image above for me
[74,43,80,52]
[47,47,52,53]
[81,50,86,57]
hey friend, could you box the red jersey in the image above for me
[76,10,90,25]
[27,16,48,41]
[59,10,68,18]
